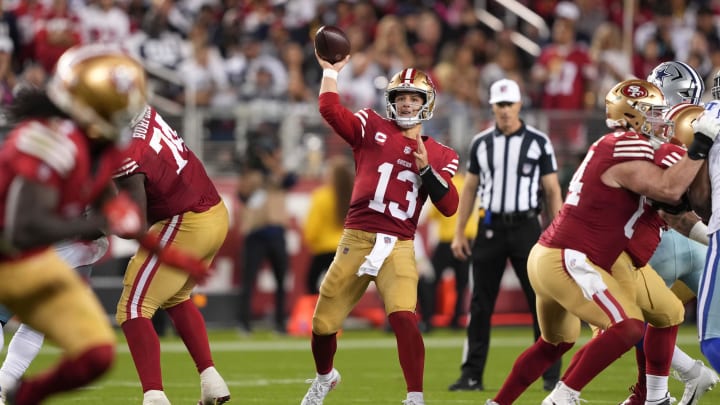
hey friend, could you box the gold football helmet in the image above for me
[663,103,704,147]
[605,79,668,143]
[47,44,148,144]
[385,68,436,128]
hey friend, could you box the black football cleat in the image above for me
[448,376,484,391]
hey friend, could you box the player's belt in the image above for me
[491,209,538,225]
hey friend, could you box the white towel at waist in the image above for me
[357,233,398,277]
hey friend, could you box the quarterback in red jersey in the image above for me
[113,105,231,405]
[300,55,459,405]
[0,46,148,404]
[489,79,718,405]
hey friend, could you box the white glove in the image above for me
[692,101,720,141]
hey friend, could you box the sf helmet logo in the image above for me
[621,84,648,98]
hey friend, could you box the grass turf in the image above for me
[13,324,718,404]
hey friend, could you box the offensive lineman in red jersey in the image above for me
[113,104,231,405]
[300,55,459,405]
[487,79,719,405]
[0,47,146,404]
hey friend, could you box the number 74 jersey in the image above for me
[539,130,655,271]
[113,106,221,224]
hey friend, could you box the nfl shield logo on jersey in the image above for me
[403,146,412,154]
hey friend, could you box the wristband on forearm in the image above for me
[689,220,710,246]
[322,68,338,80]
[419,165,449,202]
[688,133,714,160]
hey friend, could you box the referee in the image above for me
[448,78,564,392]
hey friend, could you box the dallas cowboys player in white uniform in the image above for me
[639,61,719,405]
[697,72,720,377]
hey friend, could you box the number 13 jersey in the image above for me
[114,107,221,224]
[319,92,459,240]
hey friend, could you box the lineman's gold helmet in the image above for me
[47,44,148,145]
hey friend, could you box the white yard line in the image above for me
[24,333,702,354]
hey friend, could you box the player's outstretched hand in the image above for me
[102,191,143,239]
[315,50,350,72]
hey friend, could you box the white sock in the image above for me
[317,369,335,382]
[0,323,44,387]
[645,374,669,402]
[671,345,699,378]
[557,381,580,396]
[406,391,423,402]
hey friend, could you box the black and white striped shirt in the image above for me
[467,122,558,214]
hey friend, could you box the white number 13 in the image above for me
[368,162,419,220]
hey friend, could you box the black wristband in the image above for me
[688,132,714,160]
[649,193,690,215]
[420,166,449,202]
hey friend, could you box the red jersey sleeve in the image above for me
[318,92,367,148]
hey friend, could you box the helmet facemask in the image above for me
[713,69,720,99]
[386,89,433,128]
[635,101,671,149]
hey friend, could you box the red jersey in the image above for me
[319,92,459,240]
[539,131,654,270]
[114,107,221,224]
[33,7,82,72]
[625,143,686,267]
[536,44,594,110]
[0,118,122,236]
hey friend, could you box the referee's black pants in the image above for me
[460,214,561,387]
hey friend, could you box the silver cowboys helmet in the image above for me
[647,61,704,106]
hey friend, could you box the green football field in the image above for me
[14,324,719,404]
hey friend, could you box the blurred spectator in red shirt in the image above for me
[33,0,82,73]
[530,1,596,152]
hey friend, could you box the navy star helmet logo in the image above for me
[653,66,673,86]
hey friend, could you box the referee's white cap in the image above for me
[489,78,521,104]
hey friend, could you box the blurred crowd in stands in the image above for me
[0,0,720,157]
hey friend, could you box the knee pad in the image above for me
[312,314,341,335]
